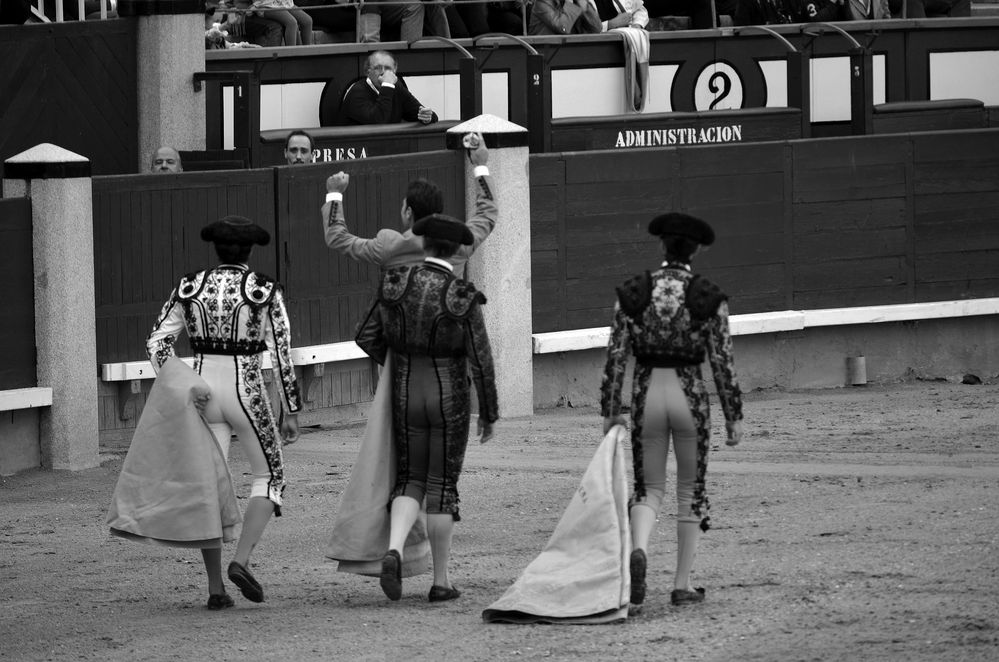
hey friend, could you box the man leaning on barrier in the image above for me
[319,132,495,270]
[335,51,439,126]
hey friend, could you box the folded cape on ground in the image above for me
[482,425,631,624]
[326,351,431,578]
[107,357,241,549]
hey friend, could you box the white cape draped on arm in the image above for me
[326,351,431,578]
[107,356,241,549]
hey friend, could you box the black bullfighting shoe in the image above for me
[227,561,264,603]
[670,587,706,606]
[380,550,403,601]
[206,593,235,610]
[428,585,461,602]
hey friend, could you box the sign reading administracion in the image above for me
[615,125,744,148]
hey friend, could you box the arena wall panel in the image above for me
[92,170,276,364]
[530,128,999,333]
[0,21,136,176]
[0,199,36,390]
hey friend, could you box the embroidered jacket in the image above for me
[600,264,742,423]
[146,264,302,414]
[355,262,499,422]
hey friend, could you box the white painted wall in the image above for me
[930,50,999,104]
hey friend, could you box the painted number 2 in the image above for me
[708,72,732,109]
[694,62,744,111]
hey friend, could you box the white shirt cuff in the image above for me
[325,192,343,203]
[473,165,489,178]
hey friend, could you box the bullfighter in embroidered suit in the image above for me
[355,213,499,604]
[600,212,743,611]
[147,215,302,608]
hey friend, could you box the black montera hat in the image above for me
[412,213,474,246]
[201,215,271,246]
[648,212,715,246]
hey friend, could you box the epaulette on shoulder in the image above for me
[444,278,486,318]
[616,271,652,317]
[176,271,205,300]
[380,266,413,303]
[685,274,727,321]
[243,271,277,306]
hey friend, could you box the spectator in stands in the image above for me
[591,0,649,29]
[251,0,314,45]
[335,51,439,126]
[358,0,450,43]
[643,0,713,28]
[529,0,602,33]
[890,0,967,15]
[488,0,531,34]
[734,0,843,23]
[150,147,183,174]
[447,2,491,37]
[284,130,316,165]
[844,0,890,17]
[297,0,356,42]
[216,0,284,47]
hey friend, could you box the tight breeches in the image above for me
[632,368,699,519]
[197,353,285,511]
[391,354,470,519]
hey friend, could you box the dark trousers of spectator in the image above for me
[447,3,490,37]
[245,16,284,46]
[645,0,714,28]
[890,0,969,16]
[360,0,425,42]
[488,1,529,34]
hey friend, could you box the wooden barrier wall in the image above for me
[0,20,137,176]
[92,151,464,428]
[92,170,277,364]
[529,128,999,333]
[0,199,36,390]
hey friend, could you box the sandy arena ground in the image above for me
[2,381,998,662]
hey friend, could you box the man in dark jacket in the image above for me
[335,50,439,126]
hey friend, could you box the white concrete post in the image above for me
[447,115,533,417]
[3,144,99,470]
[119,0,207,172]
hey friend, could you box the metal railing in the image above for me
[30,0,115,21]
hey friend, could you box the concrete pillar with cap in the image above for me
[446,115,533,418]
[118,0,207,173]
[2,144,99,470]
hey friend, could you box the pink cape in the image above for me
[106,357,241,549]
[482,426,631,624]
[325,351,431,578]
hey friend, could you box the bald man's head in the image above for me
[151,147,183,173]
